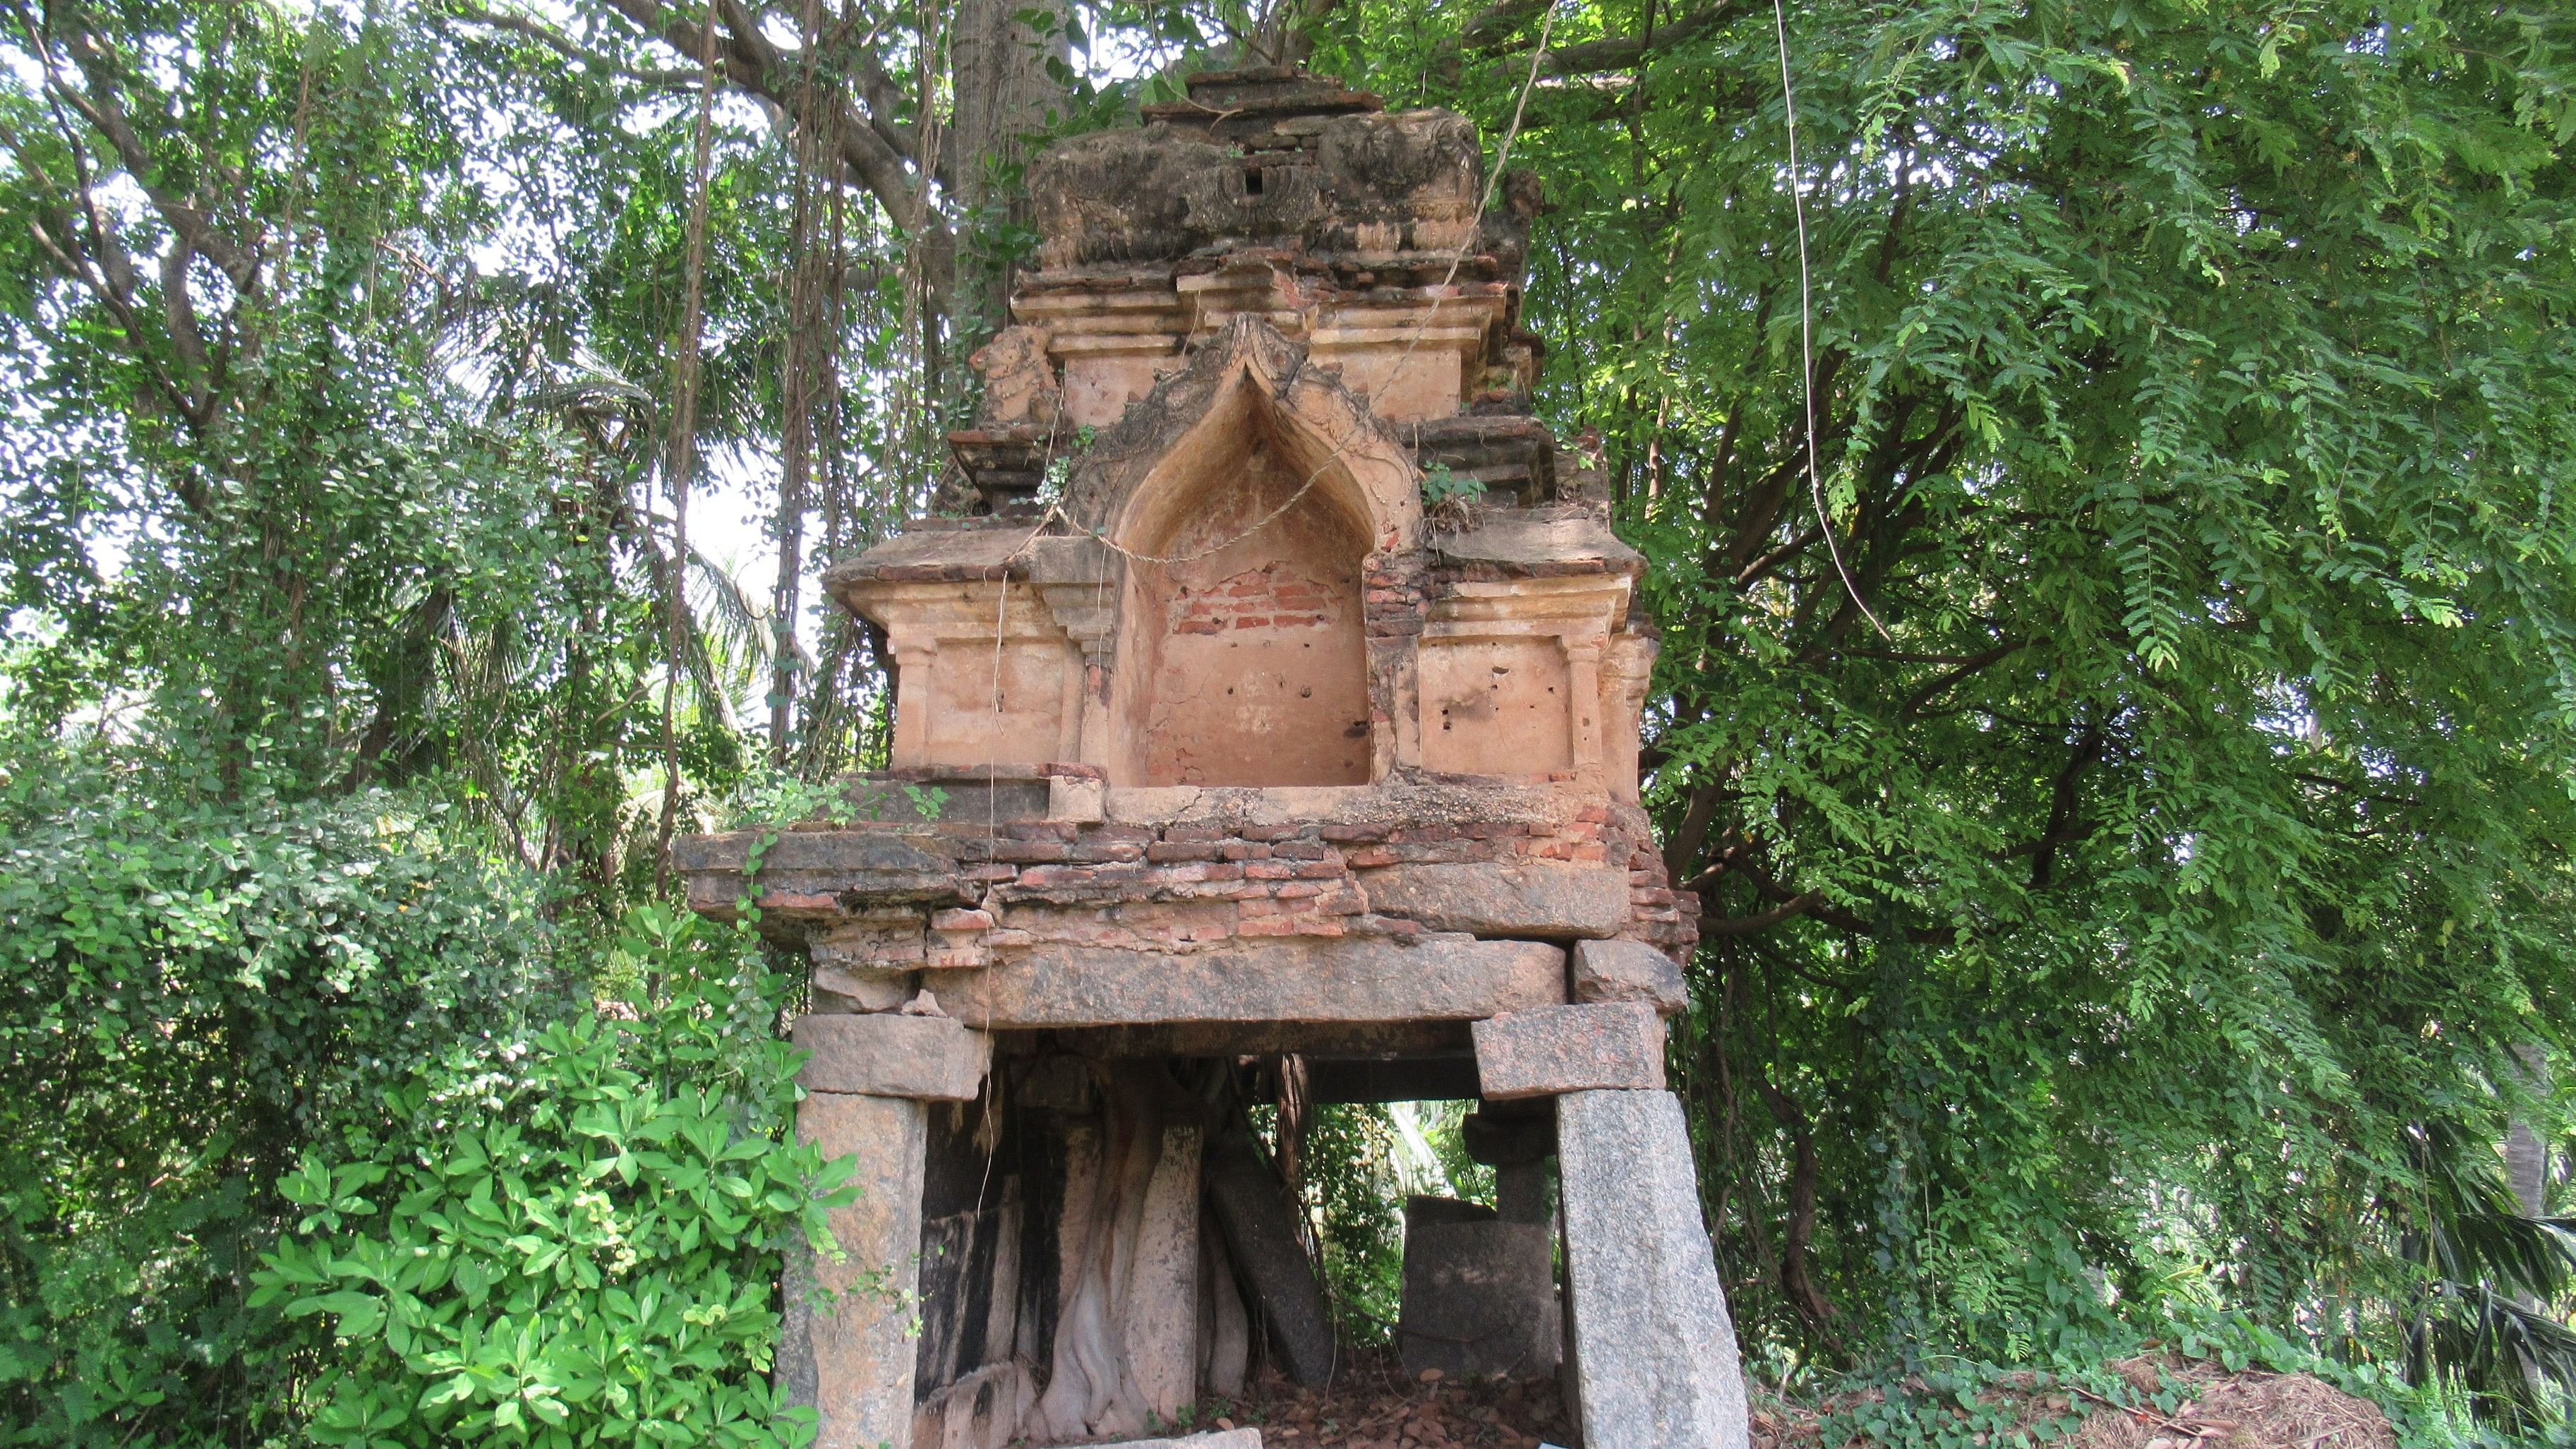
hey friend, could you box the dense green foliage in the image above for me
[1327,0,2576,1406]
[0,736,565,1443]
[2,0,2573,1442]
[253,908,850,1449]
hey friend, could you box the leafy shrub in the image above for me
[1302,1103,1410,1345]
[253,906,853,1448]
[0,737,567,1445]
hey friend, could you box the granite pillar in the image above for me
[1557,1089,1750,1449]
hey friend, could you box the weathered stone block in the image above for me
[1398,1197,1560,1381]
[1569,937,1690,1015]
[1558,1090,1751,1449]
[1049,773,1108,822]
[1459,1105,1556,1166]
[937,936,1565,1028]
[793,1013,992,1101]
[1361,860,1629,939]
[781,1093,927,1449]
[1205,1129,1336,1387]
[810,965,916,1013]
[1093,1431,1263,1448]
[1472,1002,1664,1101]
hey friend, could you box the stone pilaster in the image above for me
[783,1092,928,1449]
[781,1014,994,1449]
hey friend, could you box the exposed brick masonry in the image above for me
[1169,563,1340,635]
[686,795,1697,975]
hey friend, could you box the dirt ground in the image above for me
[1192,1352,1577,1447]
[1754,1353,2395,1449]
[1179,1349,2390,1449]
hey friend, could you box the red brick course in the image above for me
[700,790,1699,973]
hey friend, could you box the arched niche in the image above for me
[1109,368,1376,787]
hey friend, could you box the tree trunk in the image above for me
[2507,1045,2551,1220]
[945,0,1069,338]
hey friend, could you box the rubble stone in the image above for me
[1398,1197,1561,1381]
[1471,1002,1666,1100]
[1570,937,1690,1015]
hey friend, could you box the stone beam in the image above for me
[937,936,1564,1029]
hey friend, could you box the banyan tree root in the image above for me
[1034,1063,1205,1441]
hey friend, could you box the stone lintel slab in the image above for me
[1557,1089,1752,1449]
[1093,1430,1264,1448]
[1570,937,1690,1016]
[937,937,1565,1030]
[1361,860,1630,939]
[1471,1002,1665,1100]
[793,1013,994,1101]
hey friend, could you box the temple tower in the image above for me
[677,66,1750,1449]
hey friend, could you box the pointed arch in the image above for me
[1070,321,1419,786]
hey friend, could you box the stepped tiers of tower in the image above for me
[675,66,1751,1449]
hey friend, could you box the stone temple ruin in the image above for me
[677,66,1750,1449]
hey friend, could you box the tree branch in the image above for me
[54,32,262,293]
[449,2,707,85]
[1751,1060,1839,1333]
[1457,0,1551,54]
[0,88,217,448]
[1520,4,1738,76]
[1896,639,2026,719]
[1737,856,1955,944]
[593,0,952,306]
[1703,891,1822,935]
[2004,721,2109,889]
